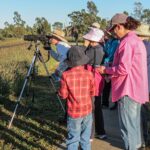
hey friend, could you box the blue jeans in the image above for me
[67,113,92,150]
[118,96,141,150]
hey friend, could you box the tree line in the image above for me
[0,1,149,39]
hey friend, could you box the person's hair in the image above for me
[121,16,141,30]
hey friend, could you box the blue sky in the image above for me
[0,0,149,28]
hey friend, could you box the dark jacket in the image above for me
[85,44,104,66]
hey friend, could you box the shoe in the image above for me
[97,134,107,139]
[136,143,146,149]
[90,139,93,142]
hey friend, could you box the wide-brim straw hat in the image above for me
[136,24,150,37]
[83,28,104,42]
[51,29,68,42]
[66,46,89,68]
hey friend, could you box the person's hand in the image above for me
[98,66,106,74]
[55,70,59,76]
[84,40,90,47]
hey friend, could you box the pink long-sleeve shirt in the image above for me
[106,31,149,104]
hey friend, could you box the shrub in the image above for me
[0,61,29,96]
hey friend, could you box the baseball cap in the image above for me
[108,13,128,31]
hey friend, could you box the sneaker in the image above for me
[97,134,107,139]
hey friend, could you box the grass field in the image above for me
[0,39,67,150]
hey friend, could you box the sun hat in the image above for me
[91,22,100,29]
[51,29,68,42]
[66,46,89,67]
[108,13,128,31]
[136,24,150,37]
[83,28,104,42]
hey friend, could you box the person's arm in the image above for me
[58,74,68,99]
[50,48,63,62]
[95,46,104,65]
[99,49,105,65]
[105,42,133,77]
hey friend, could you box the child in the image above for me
[58,46,95,150]
[83,27,106,140]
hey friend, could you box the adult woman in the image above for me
[136,23,150,146]
[99,13,149,150]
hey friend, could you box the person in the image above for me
[102,30,119,109]
[136,23,150,146]
[47,29,70,124]
[58,46,95,150]
[48,29,70,81]
[83,27,106,140]
[99,13,149,150]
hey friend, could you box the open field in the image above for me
[0,39,66,150]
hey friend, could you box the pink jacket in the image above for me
[86,65,104,96]
[106,31,149,104]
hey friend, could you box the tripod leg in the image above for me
[8,54,38,129]
[38,52,65,113]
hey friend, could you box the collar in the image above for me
[70,66,85,71]
[120,31,136,41]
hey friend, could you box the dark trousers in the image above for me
[102,81,111,107]
[91,96,105,138]
[141,104,150,144]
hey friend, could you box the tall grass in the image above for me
[0,40,66,150]
[0,42,58,96]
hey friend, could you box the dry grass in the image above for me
[0,39,66,150]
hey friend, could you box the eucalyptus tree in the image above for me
[52,22,63,30]
[142,9,150,24]
[33,17,51,35]
[68,1,102,34]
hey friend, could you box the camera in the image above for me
[24,34,52,42]
[24,34,52,50]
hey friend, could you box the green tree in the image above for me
[13,11,26,27]
[68,1,102,34]
[100,18,108,29]
[33,17,51,34]
[52,22,63,30]
[2,21,15,37]
[123,11,129,16]
[2,11,26,37]
[141,9,150,24]
[132,2,143,20]
[25,25,34,34]
[87,0,98,15]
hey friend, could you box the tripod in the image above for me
[8,41,65,129]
